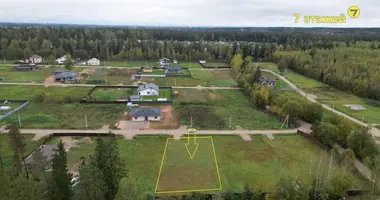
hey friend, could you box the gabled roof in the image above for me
[166,66,182,71]
[24,144,58,165]
[130,107,161,117]
[55,72,77,79]
[259,76,276,84]
[88,58,99,62]
[137,83,159,91]
[29,54,41,58]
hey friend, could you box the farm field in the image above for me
[103,60,160,67]
[0,66,54,83]
[54,134,370,197]
[173,89,284,130]
[203,61,230,68]
[0,86,126,129]
[0,134,41,169]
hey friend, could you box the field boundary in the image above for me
[0,100,29,121]
[198,61,231,69]
[155,136,223,194]
[80,85,173,104]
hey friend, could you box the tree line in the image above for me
[273,42,380,100]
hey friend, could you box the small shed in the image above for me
[0,106,11,111]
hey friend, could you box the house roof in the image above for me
[29,54,41,58]
[259,76,276,84]
[55,69,67,73]
[130,95,141,99]
[137,83,159,91]
[166,66,182,71]
[130,107,161,117]
[55,72,77,79]
[88,58,99,62]
[24,144,58,165]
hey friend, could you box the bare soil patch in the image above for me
[145,105,180,129]
[108,68,138,76]
[43,75,55,84]
[212,70,234,80]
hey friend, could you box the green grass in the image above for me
[305,87,380,124]
[203,61,229,68]
[90,88,135,101]
[0,66,53,83]
[104,61,160,67]
[140,88,173,101]
[189,69,214,80]
[0,134,41,169]
[174,89,284,130]
[177,62,202,68]
[0,86,126,129]
[156,137,220,192]
[62,134,370,197]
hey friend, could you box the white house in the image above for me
[199,60,206,64]
[87,58,100,66]
[137,83,159,96]
[27,54,42,64]
[130,107,161,121]
[55,55,67,65]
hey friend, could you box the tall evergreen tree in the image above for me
[47,140,73,200]
[8,124,29,179]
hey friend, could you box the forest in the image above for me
[273,41,380,100]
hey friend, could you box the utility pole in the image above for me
[229,117,232,128]
[17,112,22,128]
[105,76,107,84]
[85,114,88,130]
[190,116,193,128]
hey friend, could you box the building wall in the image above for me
[131,116,161,121]
[138,89,159,96]
[87,60,100,65]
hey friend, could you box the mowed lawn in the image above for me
[0,66,53,82]
[103,61,160,67]
[62,135,369,197]
[189,69,237,87]
[174,89,284,130]
[0,134,41,169]
[0,86,126,129]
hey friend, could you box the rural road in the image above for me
[262,69,380,137]
[0,126,303,141]
[0,82,240,90]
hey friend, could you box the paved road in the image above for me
[0,82,240,90]
[262,69,380,137]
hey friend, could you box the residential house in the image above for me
[15,64,40,71]
[27,54,42,64]
[129,95,142,102]
[24,144,58,170]
[55,55,67,65]
[54,70,78,82]
[87,58,100,66]
[159,57,170,67]
[259,76,276,86]
[130,107,161,121]
[143,67,153,73]
[137,83,159,96]
[165,66,182,74]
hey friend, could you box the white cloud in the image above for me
[0,0,377,27]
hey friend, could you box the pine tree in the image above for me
[47,140,73,200]
[8,124,29,179]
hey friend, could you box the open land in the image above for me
[34,134,370,196]
[259,62,380,124]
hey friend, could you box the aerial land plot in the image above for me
[173,89,284,130]
[203,61,230,68]
[54,134,370,197]
[0,86,125,129]
[155,137,221,193]
[89,88,136,101]
[0,66,54,83]
[0,134,41,169]
[103,60,160,67]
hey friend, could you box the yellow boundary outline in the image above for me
[155,136,223,194]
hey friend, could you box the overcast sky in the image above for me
[0,0,377,27]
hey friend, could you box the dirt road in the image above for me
[261,69,380,137]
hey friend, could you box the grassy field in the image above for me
[103,61,160,67]
[0,66,53,83]
[257,62,380,124]
[0,134,41,169]
[188,69,237,87]
[90,88,135,101]
[0,86,126,129]
[60,134,370,197]
[174,89,284,130]
[203,61,230,68]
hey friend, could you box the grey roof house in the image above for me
[137,83,159,96]
[165,66,182,74]
[129,95,141,102]
[130,107,161,121]
[24,144,58,169]
[54,70,78,82]
[15,64,40,71]
[259,76,276,86]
